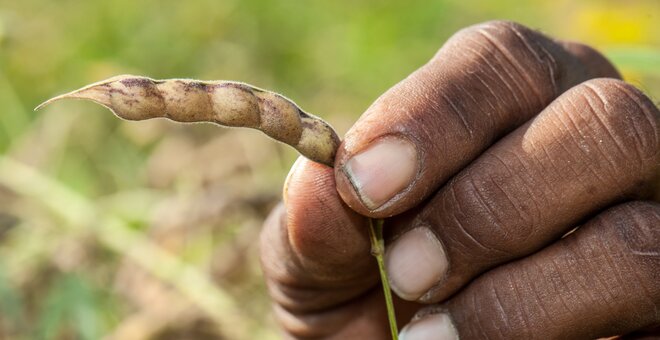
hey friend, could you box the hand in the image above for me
[260,21,660,339]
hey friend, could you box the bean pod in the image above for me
[37,75,340,166]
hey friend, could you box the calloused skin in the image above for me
[260,21,660,339]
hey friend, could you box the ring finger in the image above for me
[400,201,660,340]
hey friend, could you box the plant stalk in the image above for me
[368,218,398,340]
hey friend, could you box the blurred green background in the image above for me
[0,0,658,339]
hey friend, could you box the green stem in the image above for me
[368,218,398,340]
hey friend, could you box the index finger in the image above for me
[334,21,620,218]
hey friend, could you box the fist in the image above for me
[260,21,660,340]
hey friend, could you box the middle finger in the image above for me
[384,78,659,303]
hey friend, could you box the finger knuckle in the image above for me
[460,20,527,43]
[450,268,540,339]
[607,201,660,263]
[265,279,333,313]
[447,20,562,106]
[559,41,621,79]
[445,169,537,257]
[569,79,660,175]
[597,201,660,301]
[273,304,332,338]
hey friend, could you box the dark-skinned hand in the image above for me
[260,21,660,340]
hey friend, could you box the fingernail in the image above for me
[399,313,459,340]
[342,137,417,210]
[385,227,448,300]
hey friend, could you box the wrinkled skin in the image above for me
[260,21,660,340]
